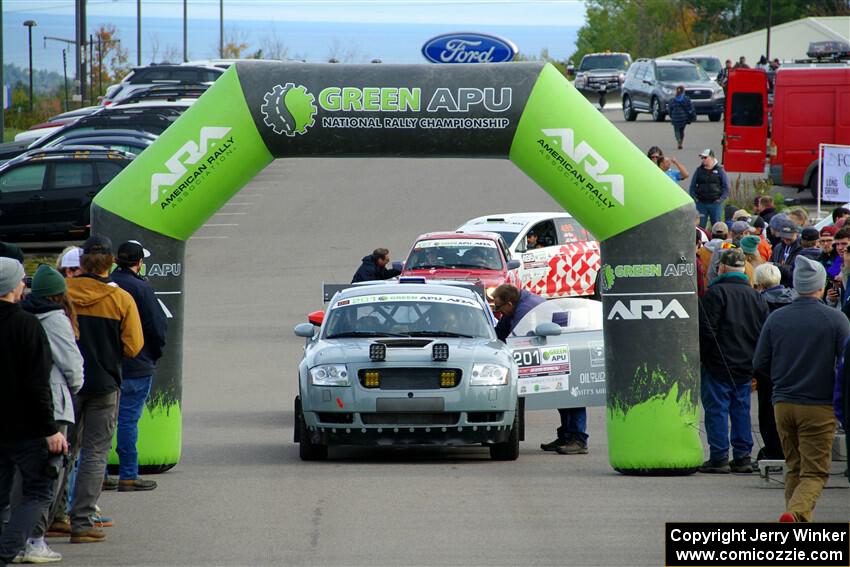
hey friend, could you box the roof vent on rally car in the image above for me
[432,343,449,361]
[369,343,386,362]
[398,276,427,284]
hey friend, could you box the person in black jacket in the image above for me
[698,248,769,474]
[667,85,695,150]
[770,220,803,288]
[111,241,167,493]
[689,148,729,228]
[0,258,68,565]
[351,248,401,283]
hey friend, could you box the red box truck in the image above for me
[723,63,850,195]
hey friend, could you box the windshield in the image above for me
[690,57,721,73]
[406,238,503,270]
[579,55,630,72]
[324,295,493,339]
[657,65,709,82]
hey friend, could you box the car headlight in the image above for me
[661,85,675,94]
[309,364,349,386]
[470,363,510,386]
[712,87,724,98]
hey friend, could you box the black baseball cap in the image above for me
[82,235,113,255]
[116,240,151,263]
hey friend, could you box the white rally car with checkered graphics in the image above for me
[457,212,601,299]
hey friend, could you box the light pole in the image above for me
[219,0,224,58]
[183,0,188,62]
[24,20,37,112]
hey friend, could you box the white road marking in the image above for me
[213,212,247,215]
[191,235,229,239]
[203,223,239,227]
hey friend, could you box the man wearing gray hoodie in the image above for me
[753,255,850,522]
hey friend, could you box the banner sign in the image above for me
[820,144,850,203]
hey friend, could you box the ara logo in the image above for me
[607,299,689,320]
[261,83,317,136]
[540,128,625,206]
[150,127,232,205]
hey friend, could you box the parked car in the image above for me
[102,64,223,105]
[292,279,521,461]
[114,84,210,105]
[0,105,179,162]
[14,106,100,142]
[569,51,632,101]
[0,146,135,239]
[622,58,725,122]
[456,212,601,299]
[43,133,155,156]
[672,54,723,82]
[399,232,519,301]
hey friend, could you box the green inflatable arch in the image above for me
[96,61,702,474]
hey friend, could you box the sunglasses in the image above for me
[493,301,510,312]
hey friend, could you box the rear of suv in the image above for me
[622,58,725,122]
[571,52,632,100]
[0,147,134,239]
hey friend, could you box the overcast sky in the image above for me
[6,0,587,26]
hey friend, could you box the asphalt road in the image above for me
[51,111,846,567]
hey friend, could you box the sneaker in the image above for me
[555,440,589,455]
[92,514,113,528]
[118,478,157,492]
[20,541,62,563]
[540,438,567,452]
[779,512,797,523]
[70,528,106,543]
[11,550,25,564]
[101,476,119,491]
[730,456,754,473]
[45,519,70,537]
[698,459,730,473]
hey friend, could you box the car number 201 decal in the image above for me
[514,345,571,377]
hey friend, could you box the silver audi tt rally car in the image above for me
[293,279,520,461]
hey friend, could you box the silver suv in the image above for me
[570,52,632,100]
[621,58,725,122]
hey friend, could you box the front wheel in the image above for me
[622,96,637,121]
[297,402,328,461]
[490,407,520,461]
[651,97,665,122]
[708,112,722,122]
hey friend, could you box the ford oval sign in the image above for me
[422,32,518,64]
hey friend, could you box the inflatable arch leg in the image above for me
[95,62,702,474]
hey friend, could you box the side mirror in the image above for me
[506,259,521,270]
[534,322,562,337]
[392,261,404,272]
[294,323,315,338]
[307,310,325,326]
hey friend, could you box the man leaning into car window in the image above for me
[351,248,401,283]
[492,284,590,456]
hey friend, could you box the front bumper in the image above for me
[692,99,725,115]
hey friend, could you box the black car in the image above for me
[116,83,210,105]
[0,106,176,162]
[104,64,223,105]
[45,135,154,156]
[621,58,725,122]
[0,146,134,239]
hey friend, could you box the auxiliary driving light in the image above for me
[363,371,381,388]
[369,343,386,362]
[432,343,449,361]
[440,370,457,388]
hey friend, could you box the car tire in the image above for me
[708,112,722,122]
[297,402,328,461]
[651,97,665,122]
[490,407,520,461]
[622,96,637,121]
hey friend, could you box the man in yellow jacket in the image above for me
[65,235,142,544]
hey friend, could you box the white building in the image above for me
[664,17,850,64]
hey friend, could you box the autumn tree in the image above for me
[90,23,132,97]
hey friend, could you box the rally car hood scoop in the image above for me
[375,339,433,348]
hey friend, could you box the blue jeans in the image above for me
[556,408,588,444]
[117,376,153,481]
[696,201,722,229]
[700,367,753,462]
[0,438,54,563]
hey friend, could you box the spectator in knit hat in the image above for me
[698,248,769,474]
[0,258,68,565]
[753,255,850,521]
[0,242,24,263]
[770,219,802,287]
[741,235,764,275]
[707,221,755,283]
[799,228,823,261]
